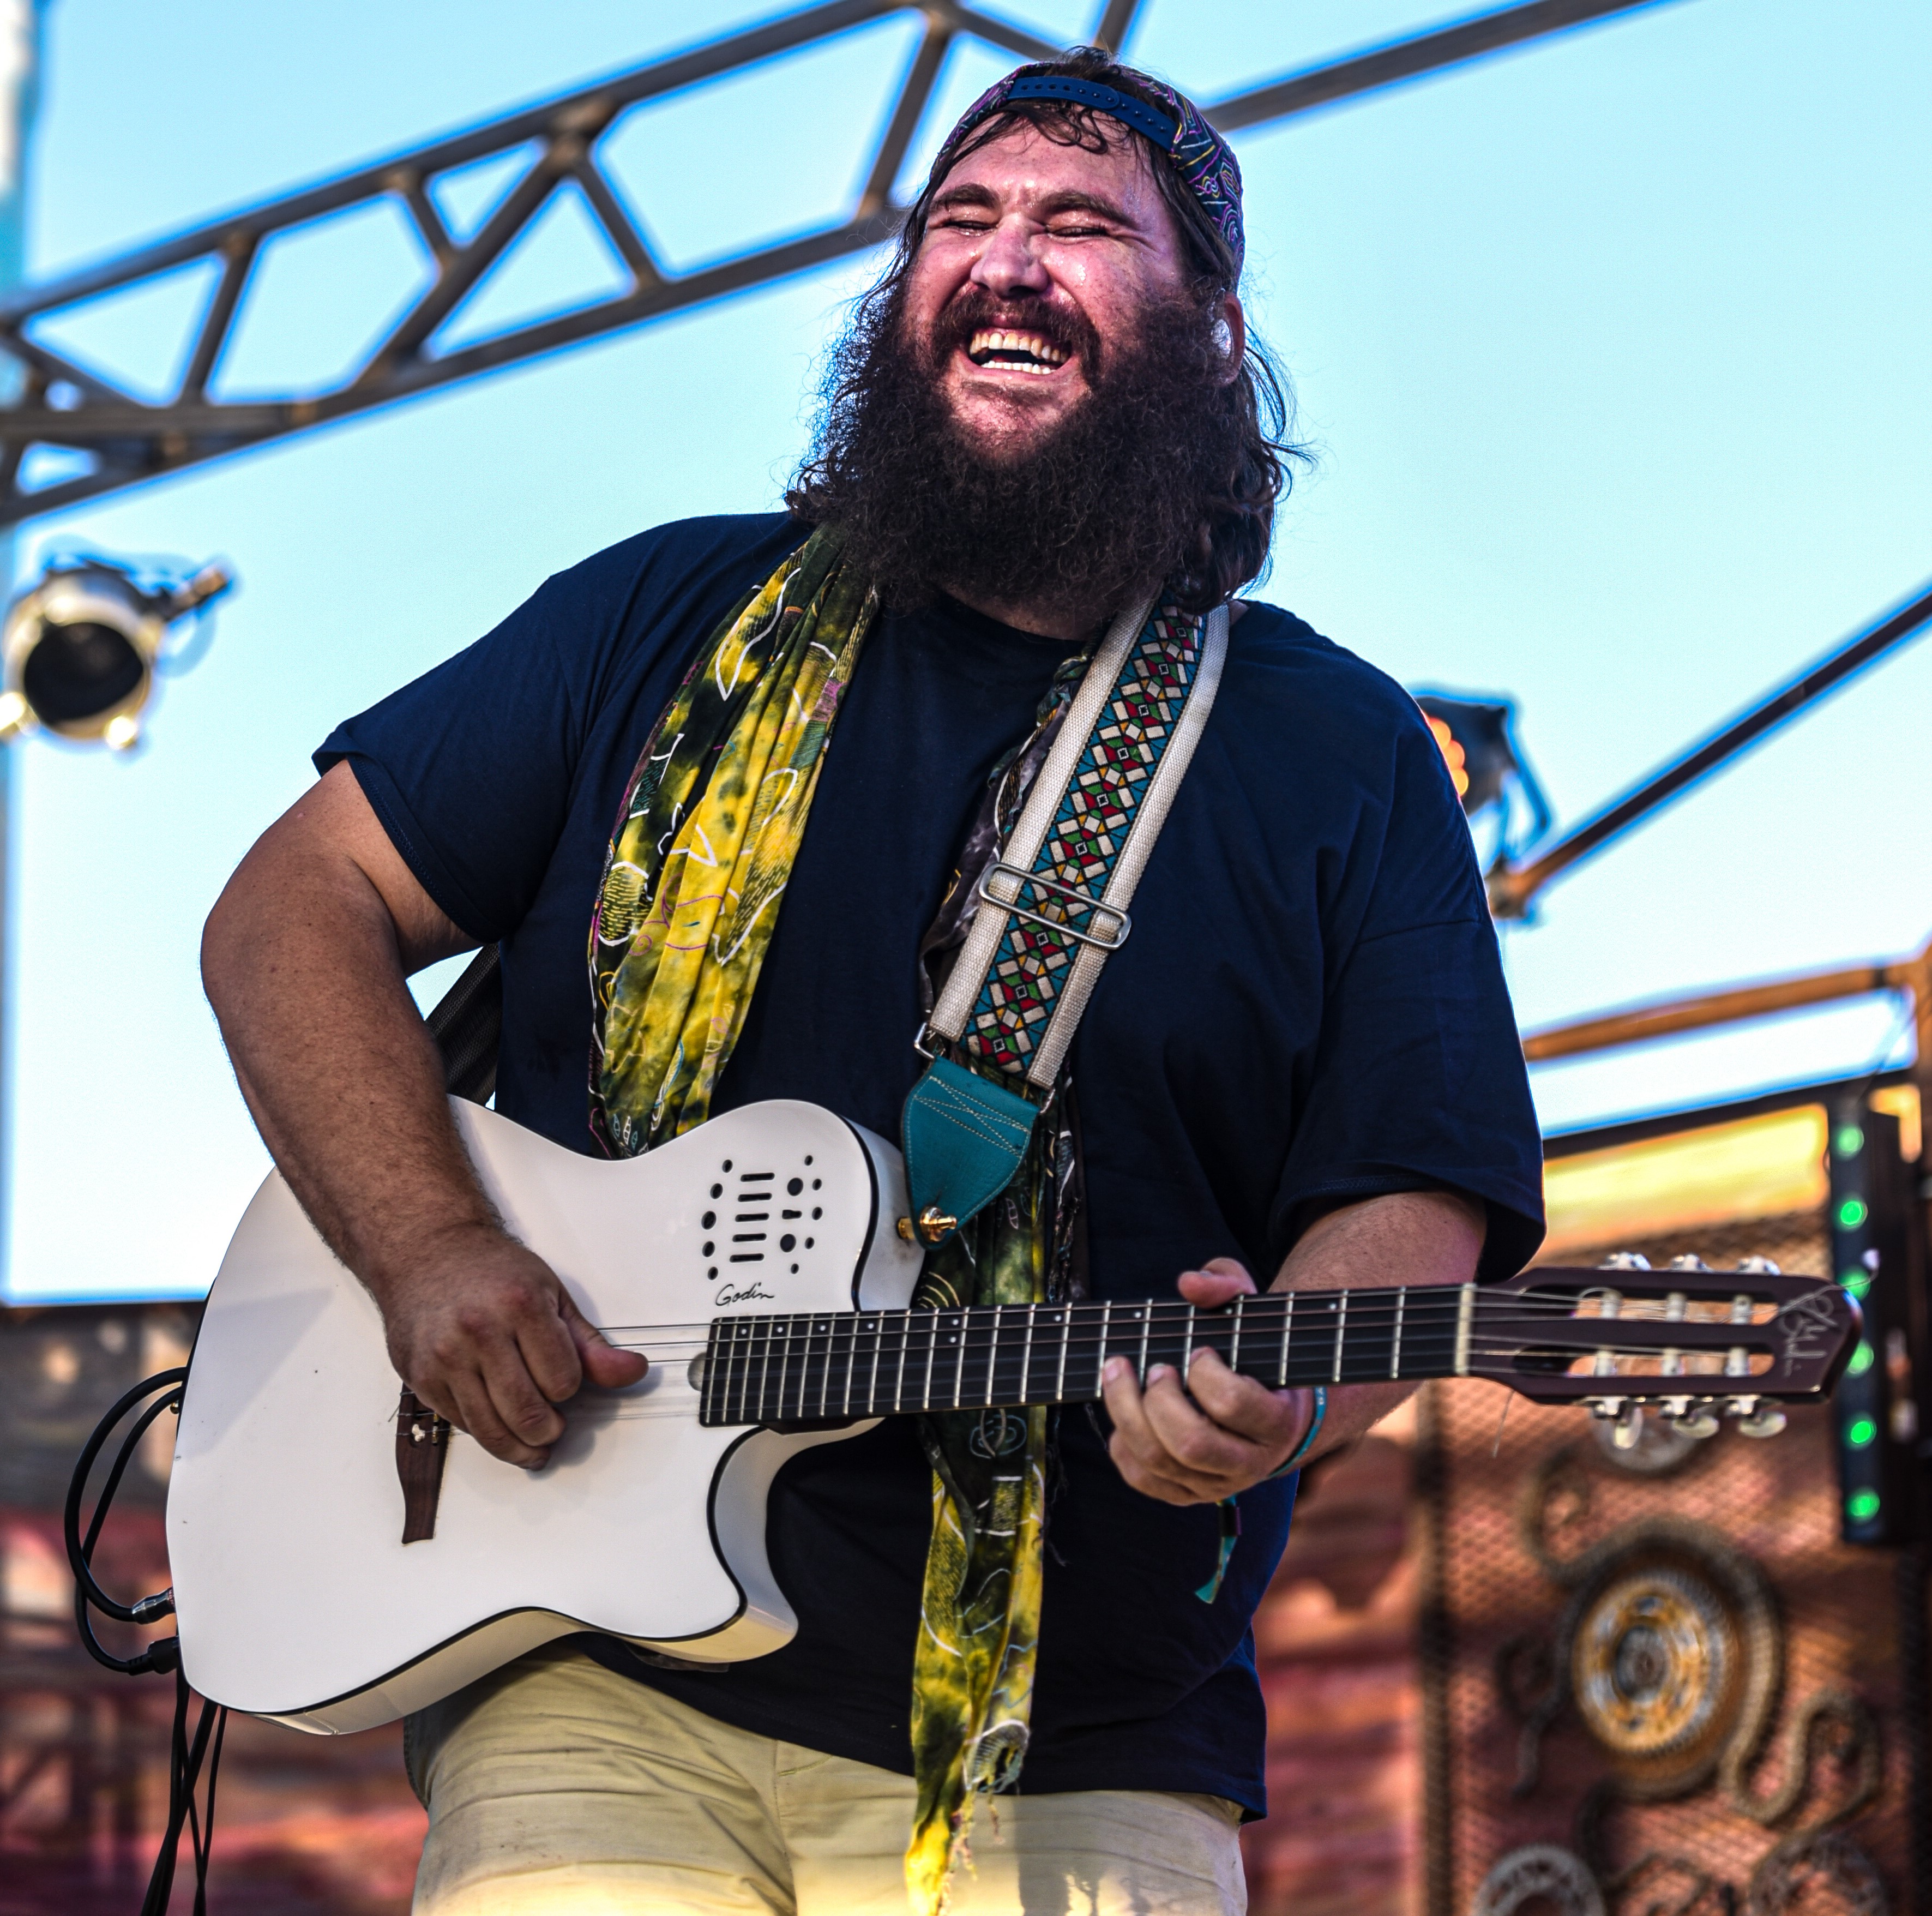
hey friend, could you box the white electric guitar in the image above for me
[166,1098,1856,1735]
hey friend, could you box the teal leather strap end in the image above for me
[899,1056,1038,1248]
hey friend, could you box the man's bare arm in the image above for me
[1100,1188,1485,1504]
[202,760,644,1469]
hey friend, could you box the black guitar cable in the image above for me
[65,1365,228,1916]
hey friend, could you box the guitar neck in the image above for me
[696,1287,1472,1428]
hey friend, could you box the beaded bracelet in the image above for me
[1264,1385,1327,1481]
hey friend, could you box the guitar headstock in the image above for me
[1472,1253,1859,1444]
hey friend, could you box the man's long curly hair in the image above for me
[786,47,1307,612]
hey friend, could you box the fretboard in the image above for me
[696,1286,1473,1428]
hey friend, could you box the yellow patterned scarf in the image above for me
[590,526,1074,1915]
[588,526,875,1150]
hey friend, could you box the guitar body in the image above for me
[167,1099,922,1735]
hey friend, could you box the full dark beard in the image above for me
[793,285,1250,621]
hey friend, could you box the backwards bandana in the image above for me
[935,64,1244,277]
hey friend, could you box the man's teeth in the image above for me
[966,328,1070,375]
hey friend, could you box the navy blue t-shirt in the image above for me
[318,511,1543,1815]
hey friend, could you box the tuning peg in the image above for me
[1735,1256,1782,1275]
[1598,1252,1652,1270]
[1665,1254,1711,1271]
[1726,1395,1787,1438]
[1611,1402,1645,1450]
[1668,1397,1721,1439]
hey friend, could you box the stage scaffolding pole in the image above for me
[0,0,46,1292]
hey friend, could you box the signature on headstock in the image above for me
[1776,1287,1846,1379]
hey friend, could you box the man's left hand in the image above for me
[1100,1259,1314,1505]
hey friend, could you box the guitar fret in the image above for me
[1391,1289,1405,1379]
[954,1310,968,1410]
[1020,1304,1036,1404]
[923,1313,938,1413]
[984,1309,997,1409]
[1097,1302,1112,1396]
[1053,1308,1068,1402]
[893,1313,910,1415]
[758,1318,778,1424]
[1137,1304,1151,1382]
[866,1314,883,1416]
[1230,1295,1243,1378]
[1278,1292,1293,1388]
[1181,1303,1196,1379]
[1333,1290,1347,1384]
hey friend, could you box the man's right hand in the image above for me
[370,1225,648,1469]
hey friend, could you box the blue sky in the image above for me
[5,0,1928,1299]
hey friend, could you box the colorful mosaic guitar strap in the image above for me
[928,594,1229,1085]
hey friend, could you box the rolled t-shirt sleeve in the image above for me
[1269,700,1545,1281]
[315,571,616,943]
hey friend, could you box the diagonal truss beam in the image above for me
[0,0,1681,526]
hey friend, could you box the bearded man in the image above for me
[203,48,1543,1916]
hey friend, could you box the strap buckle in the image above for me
[976,861,1131,952]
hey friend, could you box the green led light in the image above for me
[1848,1341,1876,1377]
[1846,1416,1878,1449]
[1847,1488,1882,1523]
[1835,1124,1865,1158]
[1837,1196,1869,1230]
[1841,1270,1873,1299]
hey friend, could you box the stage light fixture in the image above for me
[0,557,231,750]
[1412,691,1552,872]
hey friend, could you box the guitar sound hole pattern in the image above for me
[703,1152,823,1303]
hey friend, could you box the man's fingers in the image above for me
[1182,1350,1308,1446]
[482,1332,569,1450]
[1175,1259,1257,1312]
[515,1295,587,1407]
[1104,1360,1241,1502]
[559,1287,648,1389]
[1102,1350,1316,1504]
[446,1367,550,1470]
[1139,1365,1264,1481]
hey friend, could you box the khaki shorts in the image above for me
[406,1642,1247,1915]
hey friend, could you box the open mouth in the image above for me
[965,329,1071,377]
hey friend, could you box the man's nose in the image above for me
[968,218,1052,301]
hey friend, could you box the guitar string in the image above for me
[588,1289,1797,1341]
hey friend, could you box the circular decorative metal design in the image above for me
[1748,1831,1889,1916]
[1473,1845,1606,1916]
[1572,1564,1736,1758]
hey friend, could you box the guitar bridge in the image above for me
[396,1388,452,1544]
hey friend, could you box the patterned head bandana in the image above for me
[932,63,1244,278]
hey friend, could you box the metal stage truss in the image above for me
[0,0,1679,528]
